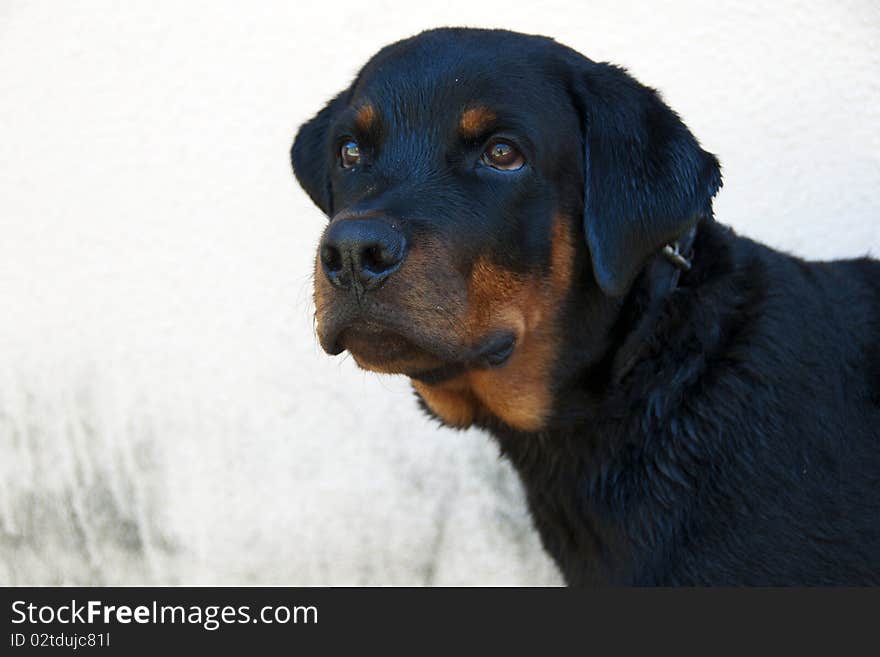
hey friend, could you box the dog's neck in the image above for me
[485,218,735,584]
[517,216,719,435]
[610,220,700,384]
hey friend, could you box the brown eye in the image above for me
[482,140,524,170]
[340,140,361,168]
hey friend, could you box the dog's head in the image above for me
[292,28,720,431]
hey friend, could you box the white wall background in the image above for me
[0,0,877,585]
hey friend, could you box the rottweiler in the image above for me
[291,28,880,585]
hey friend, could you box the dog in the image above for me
[291,28,880,585]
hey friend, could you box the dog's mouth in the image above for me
[328,320,517,379]
[338,324,443,374]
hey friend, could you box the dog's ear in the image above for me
[569,60,722,296]
[291,90,351,216]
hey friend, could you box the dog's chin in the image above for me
[338,326,447,376]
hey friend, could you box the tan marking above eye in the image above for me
[354,104,376,132]
[459,106,497,138]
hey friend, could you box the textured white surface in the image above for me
[0,0,877,585]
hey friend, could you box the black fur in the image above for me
[292,28,880,585]
[572,61,722,296]
[504,223,880,584]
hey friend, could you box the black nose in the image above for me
[319,218,407,290]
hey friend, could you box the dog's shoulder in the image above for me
[517,221,880,585]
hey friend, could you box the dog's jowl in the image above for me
[292,28,880,585]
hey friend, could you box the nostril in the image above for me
[361,243,394,274]
[321,244,343,273]
[321,217,406,290]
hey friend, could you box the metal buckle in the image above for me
[662,242,692,271]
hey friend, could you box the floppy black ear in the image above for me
[571,60,721,296]
[291,90,350,216]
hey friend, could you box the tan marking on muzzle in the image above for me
[314,236,467,373]
[413,215,575,431]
